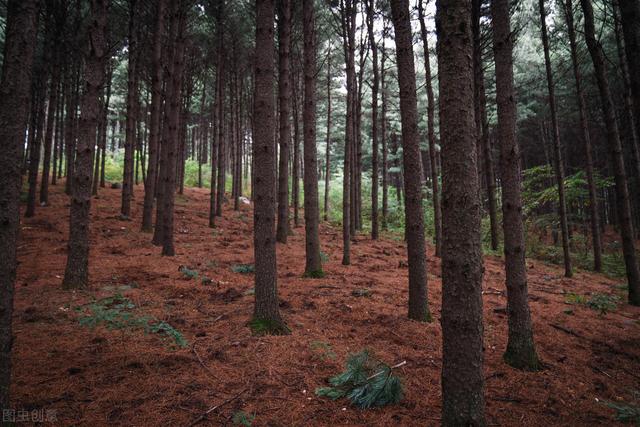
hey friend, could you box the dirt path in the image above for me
[11,183,640,426]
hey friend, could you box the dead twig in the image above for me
[188,388,248,427]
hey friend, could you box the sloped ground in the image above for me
[11,182,640,426]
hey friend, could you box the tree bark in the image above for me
[436,0,486,422]
[302,0,323,276]
[276,0,292,243]
[324,46,332,222]
[618,0,640,146]
[539,0,573,278]
[366,0,379,240]
[63,0,109,288]
[562,0,602,271]
[0,0,39,407]
[121,0,139,219]
[492,0,540,371]
[581,0,640,305]
[390,0,431,322]
[142,0,166,232]
[252,0,288,333]
[417,0,442,257]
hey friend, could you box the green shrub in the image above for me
[232,264,255,274]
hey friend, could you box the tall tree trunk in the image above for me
[292,60,301,228]
[539,0,573,278]
[276,0,292,243]
[492,0,540,370]
[121,0,138,218]
[252,0,288,334]
[390,0,430,322]
[381,30,389,231]
[302,0,323,276]
[0,0,39,407]
[618,0,640,145]
[324,47,332,222]
[366,0,379,240]
[339,0,356,265]
[436,0,486,422]
[160,5,186,257]
[63,0,109,288]
[25,83,46,218]
[417,0,442,256]
[562,0,602,271]
[581,0,640,306]
[472,0,499,251]
[40,42,62,206]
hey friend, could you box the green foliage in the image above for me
[201,276,214,286]
[565,292,587,305]
[232,411,255,427]
[320,251,330,263]
[586,293,619,315]
[232,264,255,274]
[310,341,337,361]
[602,396,640,424]
[179,266,199,280]
[564,292,619,315]
[315,350,404,409]
[76,294,188,348]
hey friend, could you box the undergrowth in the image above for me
[75,294,188,348]
[316,350,404,409]
[232,264,255,274]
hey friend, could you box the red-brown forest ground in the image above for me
[11,183,640,426]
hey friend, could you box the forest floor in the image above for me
[11,182,640,426]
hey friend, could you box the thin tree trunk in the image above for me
[472,0,499,251]
[324,47,332,222]
[581,0,640,306]
[40,43,62,206]
[618,0,640,146]
[25,84,46,218]
[121,0,138,218]
[276,0,292,243]
[63,0,109,288]
[437,0,486,422]
[492,0,540,371]
[562,0,602,271]
[417,0,442,256]
[0,0,39,407]
[390,0,430,322]
[366,0,379,240]
[539,0,573,278]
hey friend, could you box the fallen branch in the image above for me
[550,323,639,362]
[188,388,248,427]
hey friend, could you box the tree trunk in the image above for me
[63,0,109,288]
[562,0,602,271]
[366,0,379,240]
[436,0,486,422]
[0,0,39,407]
[302,0,323,276]
[581,0,640,306]
[142,1,165,231]
[539,0,573,278]
[417,0,442,256]
[618,0,640,146]
[252,0,288,334]
[492,0,540,371]
[25,83,46,218]
[40,41,62,206]
[472,0,499,252]
[339,0,356,265]
[276,0,292,243]
[324,47,332,222]
[160,5,186,257]
[381,29,389,231]
[390,0,430,322]
[121,0,139,219]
